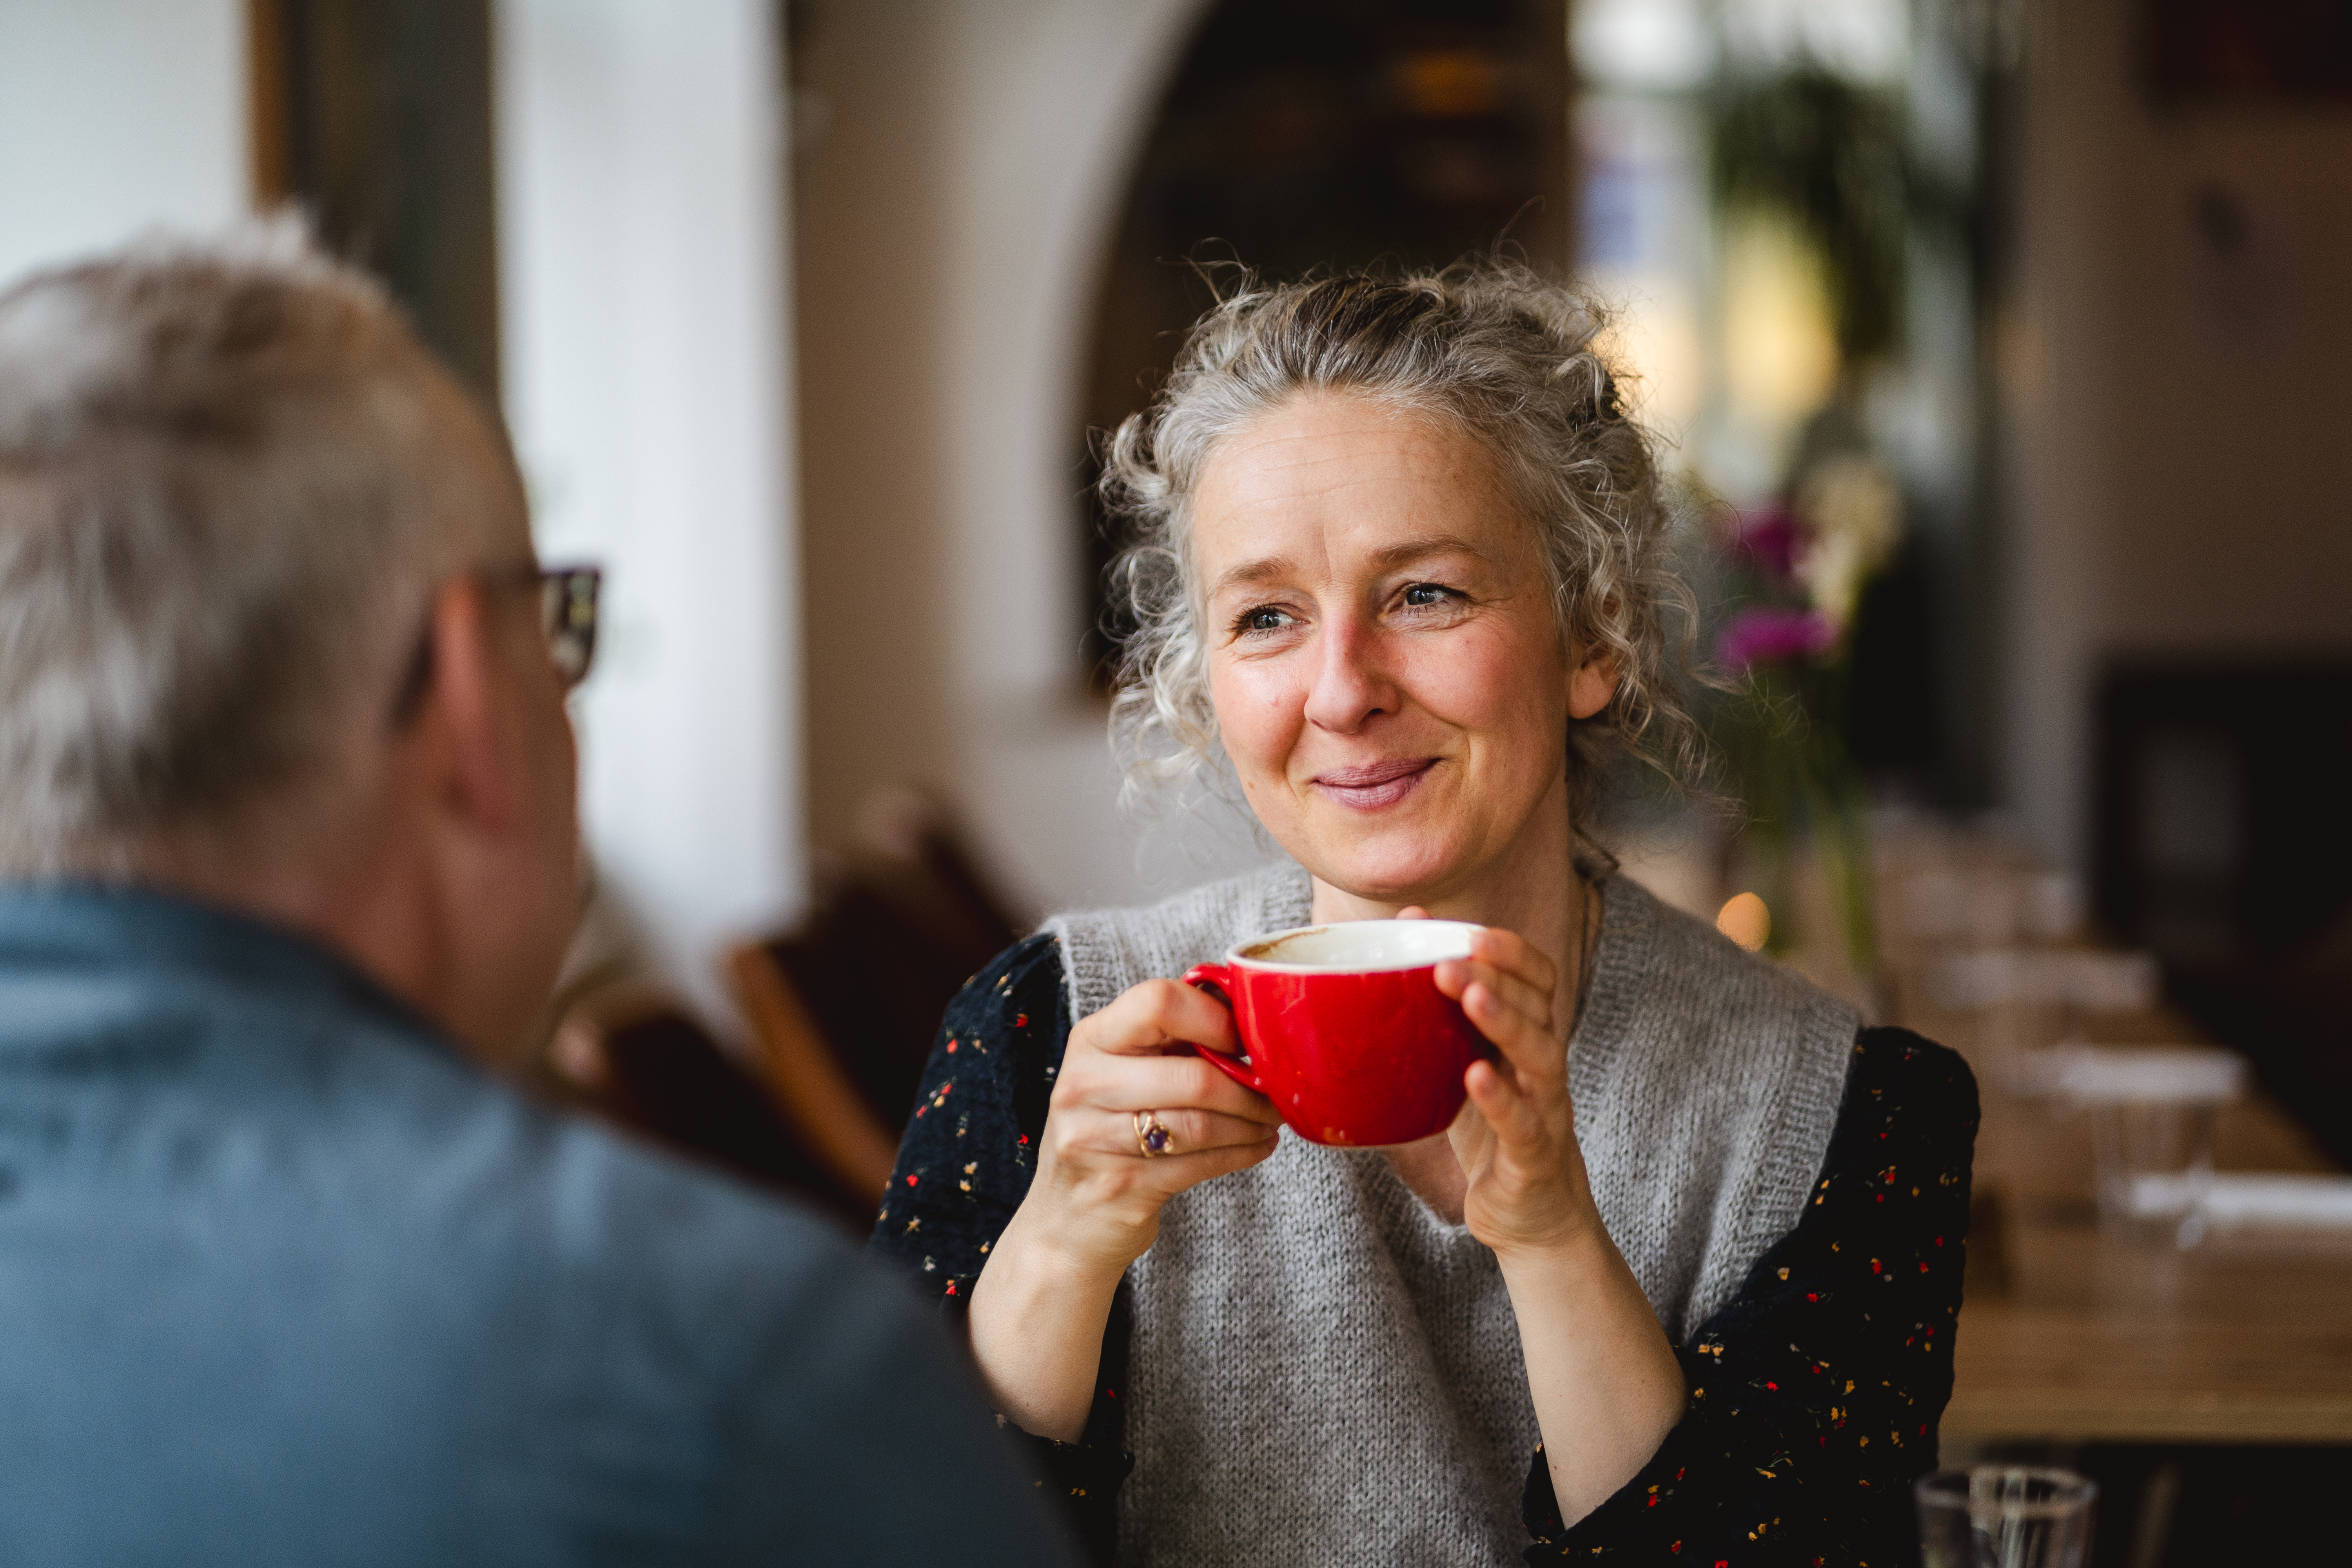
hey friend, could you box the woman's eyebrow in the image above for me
[1209,536,1489,598]
[1209,555,1296,596]
[1367,535,1486,571]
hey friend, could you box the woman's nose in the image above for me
[1301,618,1401,734]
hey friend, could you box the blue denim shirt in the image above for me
[0,886,1073,1567]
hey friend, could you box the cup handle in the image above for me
[1180,962,1264,1094]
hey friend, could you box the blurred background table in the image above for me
[1849,820,2352,1563]
[1946,1212,2352,1446]
[1882,884,2352,1451]
[1940,1082,2352,1447]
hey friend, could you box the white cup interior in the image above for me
[1234,919,1479,972]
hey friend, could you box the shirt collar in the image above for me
[0,880,443,1042]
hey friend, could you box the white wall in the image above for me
[2005,0,2352,870]
[497,0,804,1017]
[795,0,1273,921]
[0,0,246,288]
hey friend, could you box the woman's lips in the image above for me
[1311,758,1439,811]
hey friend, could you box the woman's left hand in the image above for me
[1425,919,1601,1261]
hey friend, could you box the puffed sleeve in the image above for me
[1522,1028,1979,1564]
[867,933,1133,1563]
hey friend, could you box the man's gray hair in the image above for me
[0,222,527,877]
[1100,261,1704,818]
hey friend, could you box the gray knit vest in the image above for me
[1045,862,1858,1568]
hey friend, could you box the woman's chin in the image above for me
[1299,835,1470,909]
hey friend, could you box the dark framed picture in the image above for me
[2142,0,2352,106]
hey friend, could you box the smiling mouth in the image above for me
[1311,758,1439,810]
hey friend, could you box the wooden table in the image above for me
[1898,990,2352,1448]
[1945,1213,2352,1444]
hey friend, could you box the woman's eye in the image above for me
[1401,583,1455,609]
[1236,606,1293,636]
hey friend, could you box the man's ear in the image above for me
[411,576,521,832]
[1568,647,1620,721]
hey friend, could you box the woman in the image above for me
[872,266,1975,1566]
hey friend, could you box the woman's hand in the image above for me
[1429,924,1601,1259]
[1022,978,1284,1274]
[970,977,1281,1440]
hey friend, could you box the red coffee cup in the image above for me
[1181,919,1491,1147]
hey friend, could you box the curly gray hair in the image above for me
[1099,261,1704,822]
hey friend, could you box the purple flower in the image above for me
[1715,605,1837,671]
[1728,506,1801,583]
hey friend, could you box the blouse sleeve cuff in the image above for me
[933,1287,1132,1489]
[1521,1396,1711,1557]
[998,1416,1136,1492]
[996,1415,1132,1564]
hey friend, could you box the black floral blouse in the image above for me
[869,933,1978,1567]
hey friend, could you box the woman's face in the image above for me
[1194,391,1608,906]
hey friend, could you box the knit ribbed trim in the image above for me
[1570,874,1858,1331]
[1044,862,1313,1023]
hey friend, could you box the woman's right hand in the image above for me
[1030,976,1284,1270]
[969,977,1281,1439]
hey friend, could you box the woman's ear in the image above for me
[1568,649,1620,720]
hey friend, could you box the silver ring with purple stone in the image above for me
[1133,1110,1174,1158]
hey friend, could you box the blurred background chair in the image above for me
[539,985,868,1226]
[529,789,1025,1226]
[728,787,1026,1209]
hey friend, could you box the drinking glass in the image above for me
[2053,1047,2245,1248]
[1916,1466,2096,1568]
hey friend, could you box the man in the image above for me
[0,231,1073,1566]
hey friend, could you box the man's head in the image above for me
[0,224,582,1059]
